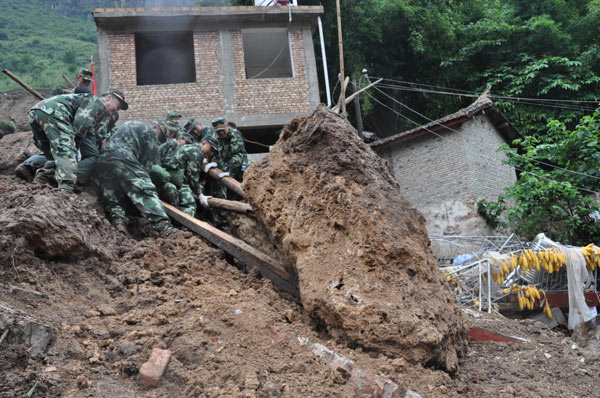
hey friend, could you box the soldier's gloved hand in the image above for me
[77,149,82,162]
[204,162,217,173]
[218,172,230,179]
[199,193,212,208]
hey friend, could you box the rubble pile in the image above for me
[244,106,466,372]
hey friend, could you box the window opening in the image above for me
[135,31,196,85]
[242,28,293,79]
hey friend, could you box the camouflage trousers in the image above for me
[96,153,171,232]
[200,178,229,226]
[22,135,99,186]
[157,182,197,217]
[29,109,78,192]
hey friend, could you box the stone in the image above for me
[244,372,260,391]
[243,106,466,372]
[97,304,117,316]
[67,340,87,360]
[139,348,172,387]
[119,342,137,356]
[0,304,54,358]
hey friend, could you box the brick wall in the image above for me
[232,29,311,115]
[375,114,516,208]
[106,27,311,123]
[108,31,224,121]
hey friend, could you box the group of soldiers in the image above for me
[15,73,249,238]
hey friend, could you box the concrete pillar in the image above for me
[302,25,320,108]
[219,30,236,117]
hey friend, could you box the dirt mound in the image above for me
[243,105,466,372]
[0,89,53,132]
[0,131,37,174]
[0,176,121,261]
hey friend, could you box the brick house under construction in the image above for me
[92,6,323,151]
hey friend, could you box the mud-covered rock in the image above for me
[0,131,37,174]
[243,106,466,372]
[0,176,120,261]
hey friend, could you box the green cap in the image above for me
[211,117,226,129]
[166,110,182,121]
[79,68,93,81]
[179,132,194,144]
[202,136,218,151]
[153,120,168,134]
[102,88,128,110]
[184,117,198,134]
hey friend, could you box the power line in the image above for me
[357,82,600,195]
[372,83,600,183]
[372,76,600,105]
[374,82,598,113]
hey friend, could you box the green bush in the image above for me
[0,120,17,135]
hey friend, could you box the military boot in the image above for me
[32,169,57,188]
[160,226,192,239]
[14,163,34,182]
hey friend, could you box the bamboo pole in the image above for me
[335,0,346,115]
[2,69,45,100]
[206,197,253,214]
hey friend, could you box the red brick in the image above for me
[138,348,171,387]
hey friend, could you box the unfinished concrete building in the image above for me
[92,6,322,152]
[371,91,521,255]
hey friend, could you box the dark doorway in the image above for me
[135,31,196,85]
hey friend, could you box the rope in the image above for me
[244,137,271,148]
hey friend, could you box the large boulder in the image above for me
[243,106,466,372]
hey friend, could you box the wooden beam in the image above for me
[62,74,75,88]
[207,167,247,199]
[162,202,299,298]
[207,197,253,214]
[332,78,383,113]
[2,69,45,100]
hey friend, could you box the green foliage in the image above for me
[0,0,97,91]
[0,120,17,134]
[479,110,600,245]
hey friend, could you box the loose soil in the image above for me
[1,109,599,397]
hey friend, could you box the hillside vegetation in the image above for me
[0,0,97,92]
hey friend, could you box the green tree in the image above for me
[479,109,600,245]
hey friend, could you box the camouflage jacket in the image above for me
[216,128,248,177]
[165,144,204,195]
[94,112,119,146]
[158,140,179,166]
[102,121,159,171]
[30,94,108,141]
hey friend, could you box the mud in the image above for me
[244,106,466,372]
[0,120,598,396]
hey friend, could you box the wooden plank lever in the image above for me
[162,202,299,299]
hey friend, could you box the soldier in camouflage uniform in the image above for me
[96,121,185,237]
[150,132,198,216]
[63,68,93,94]
[211,117,248,183]
[198,136,229,227]
[28,90,125,192]
[15,95,122,185]
[183,117,215,143]
[165,110,183,139]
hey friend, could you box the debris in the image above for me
[76,375,92,389]
[298,337,422,398]
[244,105,465,371]
[544,353,552,359]
[6,284,47,301]
[139,348,172,387]
[529,307,566,329]
[572,315,600,354]
[0,303,54,357]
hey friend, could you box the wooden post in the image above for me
[2,69,45,100]
[207,167,247,199]
[162,202,299,298]
[199,196,253,214]
[62,74,75,88]
[335,0,345,115]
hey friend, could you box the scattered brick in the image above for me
[139,348,172,387]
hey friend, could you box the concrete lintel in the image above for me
[224,111,308,129]
[96,29,110,95]
[92,5,323,18]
